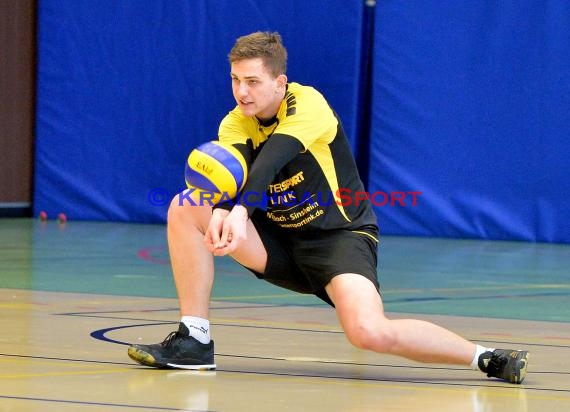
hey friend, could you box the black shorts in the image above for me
[245,209,380,306]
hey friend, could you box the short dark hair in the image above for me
[228,31,287,78]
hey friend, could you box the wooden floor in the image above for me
[1,218,569,411]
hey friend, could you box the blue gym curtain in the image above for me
[368,1,570,243]
[35,1,570,243]
[34,0,365,223]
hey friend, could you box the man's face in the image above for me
[230,58,286,120]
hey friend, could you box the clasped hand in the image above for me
[204,205,249,256]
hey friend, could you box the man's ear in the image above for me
[276,74,288,89]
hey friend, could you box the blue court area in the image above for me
[3,218,568,323]
[2,217,569,411]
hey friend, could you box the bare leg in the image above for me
[167,196,215,319]
[167,192,267,319]
[127,193,267,369]
[325,273,476,365]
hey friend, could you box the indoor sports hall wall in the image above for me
[34,0,366,223]
[34,1,569,243]
[368,1,569,243]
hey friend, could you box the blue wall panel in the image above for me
[368,1,570,243]
[34,0,364,223]
[35,0,570,243]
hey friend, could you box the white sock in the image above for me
[181,316,211,344]
[470,345,495,370]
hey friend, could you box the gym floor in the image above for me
[1,218,569,411]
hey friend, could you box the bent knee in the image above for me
[167,195,188,222]
[167,193,210,225]
[344,321,397,353]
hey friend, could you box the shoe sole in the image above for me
[166,362,216,371]
[128,346,216,370]
[128,346,162,367]
[511,351,529,384]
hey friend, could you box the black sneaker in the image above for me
[479,349,529,384]
[127,323,216,370]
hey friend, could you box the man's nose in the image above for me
[237,82,248,97]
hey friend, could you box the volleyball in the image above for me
[184,141,248,205]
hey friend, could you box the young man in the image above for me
[128,31,529,384]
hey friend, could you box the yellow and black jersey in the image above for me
[218,82,378,237]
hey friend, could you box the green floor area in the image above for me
[1,218,569,322]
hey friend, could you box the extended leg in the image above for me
[325,273,529,383]
[325,273,475,364]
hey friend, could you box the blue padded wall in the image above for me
[34,0,365,222]
[35,0,570,243]
[368,1,570,243]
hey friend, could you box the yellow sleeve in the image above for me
[275,85,338,149]
[218,110,250,145]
